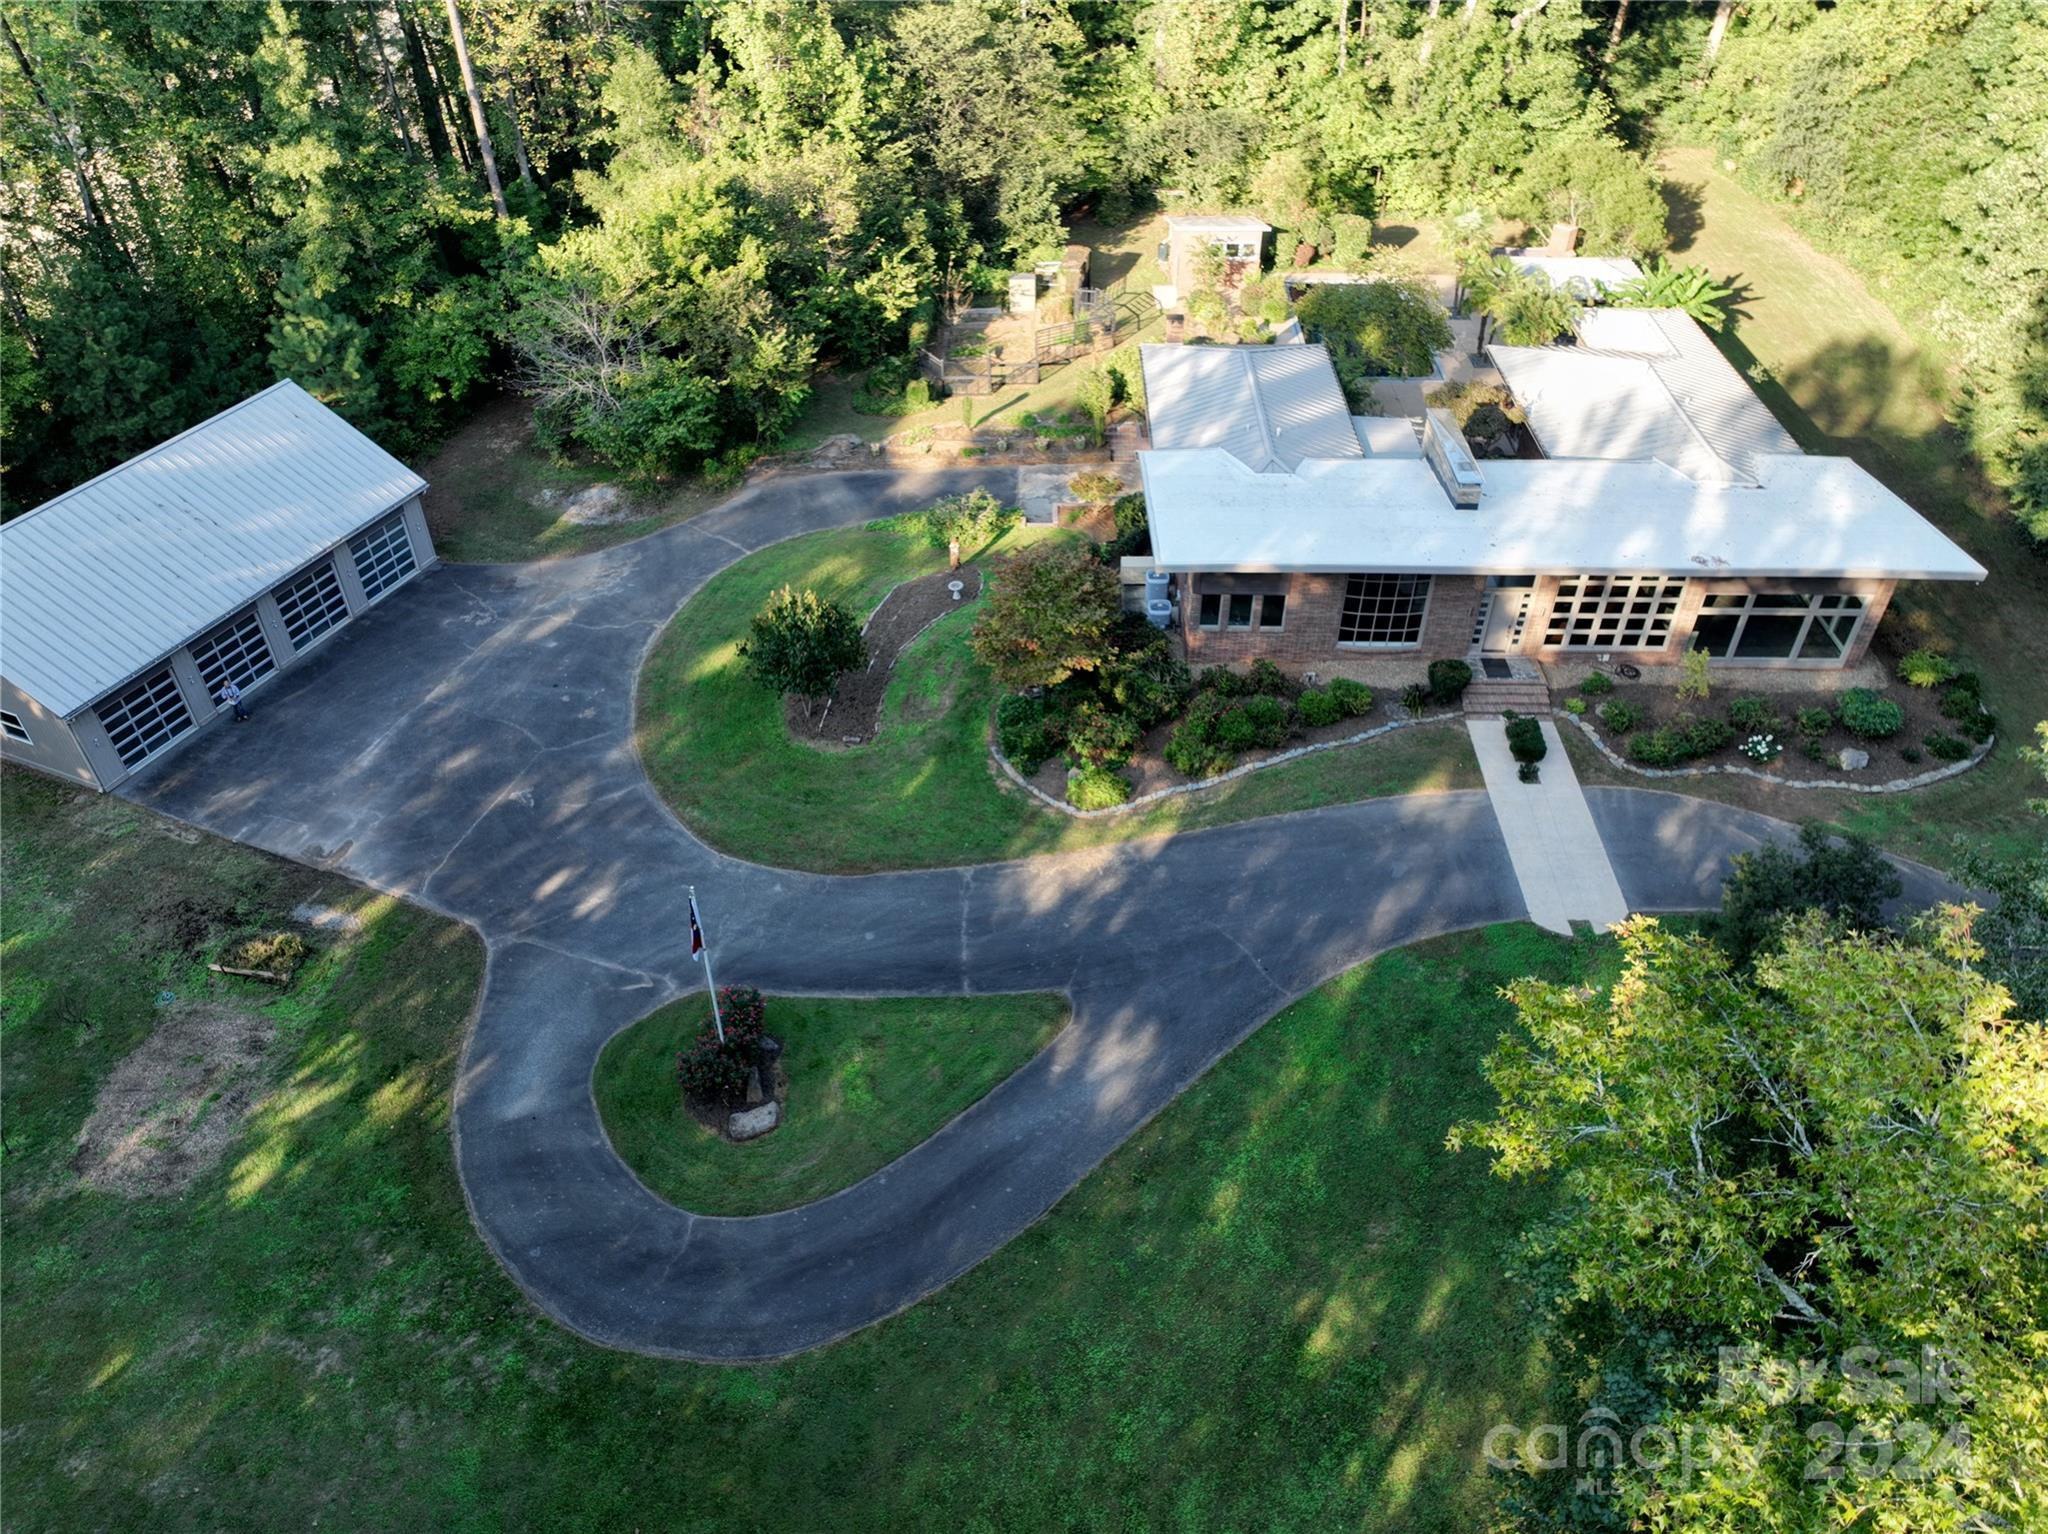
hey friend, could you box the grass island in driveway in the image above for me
[633,521,1481,873]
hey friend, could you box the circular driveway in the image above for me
[122,467,1959,1359]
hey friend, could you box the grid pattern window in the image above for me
[1691,591,1865,662]
[1339,575,1432,647]
[1,709,30,744]
[274,561,350,651]
[95,666,193,768]
[190,608,275,702]
[347,512,418,602]
[1541,576,1686,651]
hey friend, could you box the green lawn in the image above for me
[634,522,1480,872]
[595,992,1068,1216]
[1624,151,2048,868]
[418,393,725,564]
[2,768,1598,1530]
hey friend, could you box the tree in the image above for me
[441,0,507,218]
[1716,821,1902,965]
[914,488,1019,553]
[1463,257,1580,347]
[1452,913,2048,1532]
[1295,280,1453,403]
[1606,256,1735,327]
[1517,127,1670,260]
[738,585,867,720]
[971,542,1120,690]
[267,262,371,412]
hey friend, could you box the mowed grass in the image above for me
[594,992,1069,1216]
[1641,150,2048,867]
[634,522,1479,872]
[418,393,724,564]
[1,769,1591,1531]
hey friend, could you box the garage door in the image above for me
[189,606,276,703]
[273,559,350,651]
[347,511,418,602]
[95,665,194,769]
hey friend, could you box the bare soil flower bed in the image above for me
[1568,674,1989,781]
[785,567,981,747]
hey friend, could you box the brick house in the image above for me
[1136,325,1983,671]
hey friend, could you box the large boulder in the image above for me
[1836,747,1871,771]
[728,1102,781,1141]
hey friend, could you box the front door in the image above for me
[1479,579,1533,654]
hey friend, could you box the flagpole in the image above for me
[690,885,725,1044]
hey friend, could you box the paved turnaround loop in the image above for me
[122,468,1958,1360]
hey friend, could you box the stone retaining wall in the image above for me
[1561,712,1995,794]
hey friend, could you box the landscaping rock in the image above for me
[744,1066,766,1107]
[807,433,865,465]
[1837,747,1871,771]
[728,1102,780,1140]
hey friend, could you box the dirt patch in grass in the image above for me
[785,567,982,747]
[72,1003,276,1198]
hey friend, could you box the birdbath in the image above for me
[948,580,965,602]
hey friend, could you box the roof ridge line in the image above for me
[1237,350,1280,472]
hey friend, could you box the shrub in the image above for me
[996,693,1060,773]
[916,486,1020,552]
[1068,470,1122,507]
[1794,705,1835,740]
[1103,646,1192,728]
[1897,648,1955,688]
[1327,677,1374,717]
[1900,745,1923,764]
[1923,731,1971,762]
[1837,687,1905,740]
[1427,658,1473,704]
[740,585,867,719]
[1728,695,1778,733]
[1064,698,1143,767]
[224,929,311,977]
[1400,682,1430,717]
[1517,760,1541,783]
[1717,823,1902,965]
[1197,665,1251,699]
[677,1036,752,1107]
[1580,670,1615,696]
[1246,658,1295,698]
[1939,686,1997,742]
[904,378,932,410]
[1067,763,1131,810]
[1215,694,1291,753]
[1737,733,1782,763]
[1680,715,1734,755]
[1598,698,1643,734]
[1943,670,1983,705]
[971,543,1121,689]
[1504,714,1547,764]
[1628,728,1686,767]
[1676,646,1711,701]
[1297,688,1346,728]
[1164,704,1232,778]
[1563,696,1588,716]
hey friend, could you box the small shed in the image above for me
[1160,215,1271,300]
[0,380,435,791]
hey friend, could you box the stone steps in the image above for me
[1461,680,1553,718]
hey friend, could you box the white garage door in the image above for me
[348,512,418,602]
[190,606,276,702]
[95,665,194,769]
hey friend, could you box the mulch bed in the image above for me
[785,566,983,748]
[1570,678,1979,782]
[684,1062,790,1143]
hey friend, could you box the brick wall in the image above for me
[1179,572,1481,665]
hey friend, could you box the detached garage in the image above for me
[0,380,434,791]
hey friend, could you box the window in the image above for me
[347,511,418,602]
[273,560,350,651]
[190,607,275,704]
[1227,593,1254,629]
[1339,574,1432,647]
[1259,593,1286,629]
[1,709,29,744]
[1198,593,1222,628]
[1691,591,1864,662]
[94,666,193,769]
[1541,575,1686,651]
[1216,239,1257,261]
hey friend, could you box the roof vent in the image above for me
[1422,409,1484,508]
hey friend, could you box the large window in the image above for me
[1542,576,1686,651]
[1691,591,1865,662]
[1339,574,1431,647]
[273,560,350,651]
[190,607,275,703]
[347,511,418,602]
[1197,591,1286,631]
[95,666,193,769]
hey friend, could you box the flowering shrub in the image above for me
[1737,732,1782,763]
[675,986,769,1108]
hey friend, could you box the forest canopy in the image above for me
[2,0,2042,539]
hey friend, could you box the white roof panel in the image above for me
[0,380,427,716]
[1141,343,1363,473]
[1139,448,1986,582]
[1165,215,1272,236]
[1502,253,1645,298]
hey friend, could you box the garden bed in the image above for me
[786,567,982,748]
[1556,665,1997,784]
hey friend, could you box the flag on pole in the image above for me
[689,895,706,961]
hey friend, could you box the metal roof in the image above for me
[1164,215,1272,236]
[1139,448,1986,581]
[1501,253,1645,298]
[0,380,426,716]
[1141,343,1363,473]
[1489,309,1799,485]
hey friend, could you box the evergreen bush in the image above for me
[1837,688,1905,740]
[1066,764,1132,810]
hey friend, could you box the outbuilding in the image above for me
[0,380,433,790]
[1157,214,1271,305]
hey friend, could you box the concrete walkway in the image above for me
[120,466,1958,1359]
[1468,718,1631,935]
